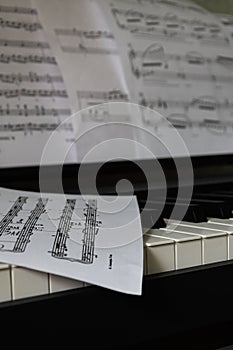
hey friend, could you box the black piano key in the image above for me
[140,209,166,229]
[193,192,233,207]
[165,197,232,219]
[138,199,207,223]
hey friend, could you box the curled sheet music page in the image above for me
[34,0,141,163]
[34,2,128,116]
[100,0,233,158]
[0,187,143,295]
[0,0,77,167]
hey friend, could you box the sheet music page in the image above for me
[0,0,78,167]
[100,0,233,158]
[33,0,142,163]
[0,186,143,295]
[198,0,233,45]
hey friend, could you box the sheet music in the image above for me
[34,0,141,163]
[34,0,129,117]
[100,0,233,158]
[0,186,143,295]
[0,0,77,167]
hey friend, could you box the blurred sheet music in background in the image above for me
[0,0,79,167]
[100,0,233,158]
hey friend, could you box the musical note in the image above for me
[0,17,42,31]
[111,6,229,46]
[0,197,48,253]
[0,105,71,117]
[55,28,114,39]
[0,197,27,235]
[0,4,37,15]
[77,89,128,101]
[0,39,50,49]
[129,45,233,70]
[61,44,118,55]
[0,53,57,65]
[0,72,63,85]
[139,94,233,112]
[77,89,130,122]
[128,43,233,84]
[0,122,74,134]
[116,0,207,14]
[0,88,68,99]
[50,199,100,264]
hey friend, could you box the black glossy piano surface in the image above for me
[1,155,233,349]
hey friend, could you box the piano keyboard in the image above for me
[0,264,85,303]
[2,188,233,303]
[143,188,233,275]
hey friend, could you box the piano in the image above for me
[1,155,233,349]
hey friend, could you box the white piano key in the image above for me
[49,274,84,293]
[164,219,228,232]
[208,218,233,226]
[206,219,233,260]
[0,268,11,302]
[144,234,175,275]
[11,267,49,300]
[0,263,9,270]
[148,229,202,269]
[163,223,227,264]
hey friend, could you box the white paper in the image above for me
[0,187,143,295]
[0,0,78,167]
[33,0,145,163]
[34,0,129,114]
[100,0,233,158]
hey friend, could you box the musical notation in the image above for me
[130,61,233,85]
[0,197,48,253]
[0,196,27,235]
[55,26,117,56]
[61,44,118,56]
[128,45,233,69]
[0,122,74,134]
[132,29,229,47]
[127,43,233,85]
[0,187,142,295]
[0,5,37,15]
[51,199,100,264]
[115,0,207,14]
[77,89,130,122]
[111,7,218,29]
[0,72,63,85]
[0,17,42,32]
[0,88,68,99]
[55,28,114,39]
[219,15,233,27]
[0,105,71,117]
[77,89,129,102]
[157,0,207,13]
[139,93,233,112]
[111,7,229,46]
[82,200,99,264]
[0,53,57,65]
[0,39,50,49]
[51,199,76,260]
[13,198,48,253]
[139,93,233,134]
[141,113,231,135]
[0,0,75,166]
